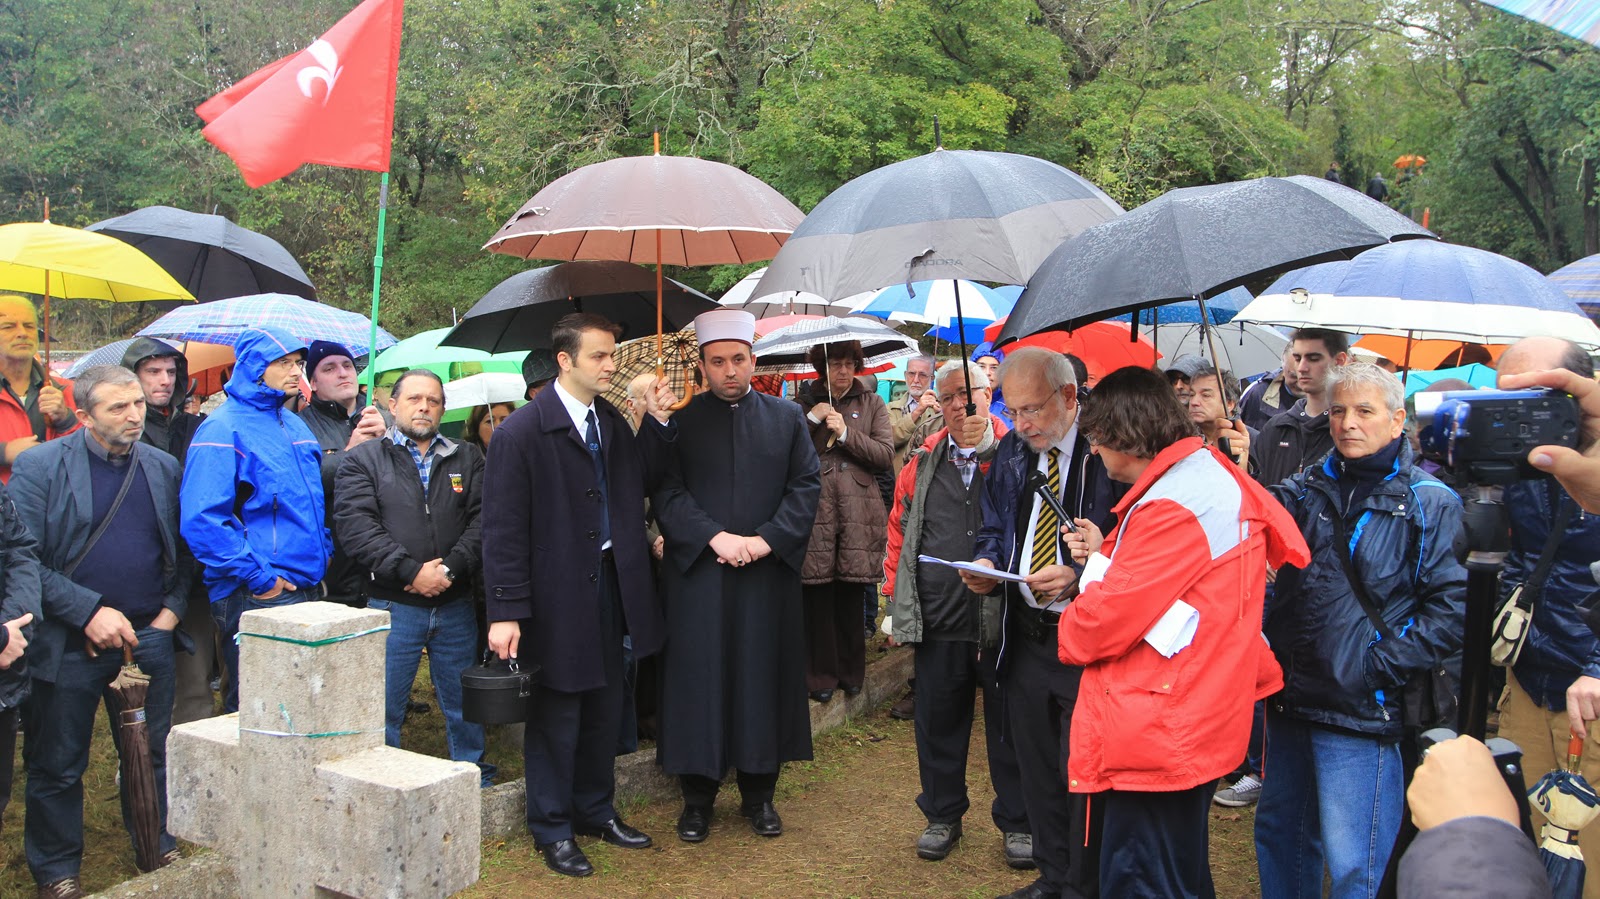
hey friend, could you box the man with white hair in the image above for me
[1256,361,1465,898]
[892,355,940,471]
[959,347,1125,899]
[883,360,1030,869]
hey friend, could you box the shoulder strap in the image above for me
[1332,510,1396,641]
[63,446,142,578]
[1521,497,1576,607]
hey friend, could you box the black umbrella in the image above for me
[439,260,717,353]
[755,140,1123,411]
[86,205,315,301]
[998,175,1435,341]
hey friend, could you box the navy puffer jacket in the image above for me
[1266,441,1466,738]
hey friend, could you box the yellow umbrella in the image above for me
[0,220,195,367]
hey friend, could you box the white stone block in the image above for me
[166,714,241,849]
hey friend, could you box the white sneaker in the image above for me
[1213,773,1262,807]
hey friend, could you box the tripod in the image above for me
[1376,482,1535,898]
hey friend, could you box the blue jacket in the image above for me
[972,429,1125,671]
[180,328,330,602]
[1266,441,1466,737]
[1503,479,1600,710]
[10,431,189,683]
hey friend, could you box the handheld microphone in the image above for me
[1026,469,1083,573]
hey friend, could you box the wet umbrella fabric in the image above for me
[440,260,716,353]
[718,267,863,318]
[86,205,315,301]
[137,293,398,358]
[1549,253,1600,316]
[107,646,164,873]
[982,319,1161,384]
[1240,240,1600,348]
[998,175,1434,342]
[751,315,920,374]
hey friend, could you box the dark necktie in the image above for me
[585,409,610,546]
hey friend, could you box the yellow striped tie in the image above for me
[1029,448,1062,574]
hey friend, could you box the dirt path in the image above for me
[463,701,1262,898]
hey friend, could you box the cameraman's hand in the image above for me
[1408,736,1519,831]
[1500,369,1600,512]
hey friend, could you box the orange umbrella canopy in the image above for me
[1354,335,1505,370]
[991,319,1162,385]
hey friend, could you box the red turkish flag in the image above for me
[197,0,404,188]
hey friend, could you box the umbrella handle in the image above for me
[659,360,697,410]
[123,645,135,666]
[1570,732,1586,772]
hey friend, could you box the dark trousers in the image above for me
[803,580,867,692]
[24,628,178,885]
[211,583,322,713]
[912,639,1028,833]
[0,704,17,825]
[1099,782,1217,899]
[1005,628,1095,898]
[681,769,781,810]
[524,556,625,845]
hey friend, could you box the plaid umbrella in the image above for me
[603,328,703,411]
[107,646,164,873]
[136,293,398,357]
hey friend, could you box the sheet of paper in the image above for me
[917,555,1032,584]
[1145,599,1199,658]
[1080,552,1112,589]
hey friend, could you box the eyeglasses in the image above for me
[1011,390,1065,422]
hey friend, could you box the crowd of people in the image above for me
[0,285,1595,897]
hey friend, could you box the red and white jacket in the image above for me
[1058,437,1309,793]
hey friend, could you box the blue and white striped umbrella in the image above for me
[137,293,398,357]
[1550,254,1600,315]
[856,279,1015,344]
[1238,240,1600,348]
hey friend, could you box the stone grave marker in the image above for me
[167,601,480,898]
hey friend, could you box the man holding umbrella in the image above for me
[10,365,189,898]
[641,308,821,844]
[0,295,78,483]
[959,347,1125,899]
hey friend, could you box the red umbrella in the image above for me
[485,135,803,405]
[984,318,1161,385]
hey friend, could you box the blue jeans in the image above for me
[1255,715,1404,899]
[24,626,178,885]
[368,598,492,786]
[211,585,317,714]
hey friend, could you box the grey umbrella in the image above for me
[752,315,920,375]
[998,175,1435,343]
[87,205,315,301]
[755,145,1123,410]
[439,261,717,353]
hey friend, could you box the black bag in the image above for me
[1332,514,1458,730]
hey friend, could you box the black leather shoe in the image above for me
[576,817,652,849]
[677,805,712,843]
[537,838,593,877]
[842,684,863,697]
[809,689,835,703]
[740,801,783,837]
[995,880,1053,899]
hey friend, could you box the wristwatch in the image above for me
[439,564,455,582]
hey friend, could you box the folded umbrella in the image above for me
[1529,735,1600,899]
[137,293,398,358]
[106,646,164,873]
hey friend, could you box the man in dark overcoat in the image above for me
[482,313,666,879]
[640,308,821,843]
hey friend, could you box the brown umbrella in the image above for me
[485,134,804,404]
[106,645,164,873]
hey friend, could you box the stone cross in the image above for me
[167,601,480,898]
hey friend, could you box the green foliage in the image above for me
[4,0,1600,349]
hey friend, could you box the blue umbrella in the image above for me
[1478,0,1600,47]
[1239,240,1600,348]
[1550,254,1600,316]
[858,278,1013,332]
[1107,287,1251,326]
[1401,363,1499,397]
[1529,757,1599,899]
[137,293,398,357]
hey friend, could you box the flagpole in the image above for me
[365,171,389,405]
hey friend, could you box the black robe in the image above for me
[642,389,821,779]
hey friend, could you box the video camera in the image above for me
[1412,388,1581,485]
